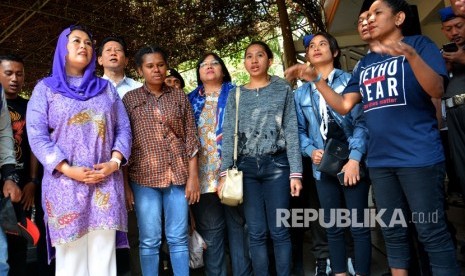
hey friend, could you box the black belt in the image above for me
[445,93,465,109]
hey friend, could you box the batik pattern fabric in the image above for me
[26,77,132,261]
[197,92,220,193]
[188,82,234,159]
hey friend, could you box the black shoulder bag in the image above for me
[308,84,349,176]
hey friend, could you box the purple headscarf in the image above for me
[42,26,108,101]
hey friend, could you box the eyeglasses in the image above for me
[199,60,220,68]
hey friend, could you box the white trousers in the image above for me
[55,229,116,276]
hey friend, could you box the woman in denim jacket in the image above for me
[294,32,371,276]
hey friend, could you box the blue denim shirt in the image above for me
[294,69,368,180]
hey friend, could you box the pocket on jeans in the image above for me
[271,153,289,168]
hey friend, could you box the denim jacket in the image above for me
[294,69,368,180]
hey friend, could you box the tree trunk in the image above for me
[276,0,297,70]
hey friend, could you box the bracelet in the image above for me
[109,157,121,170]
[312,73,322,83]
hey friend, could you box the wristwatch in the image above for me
[109,157,122,170]
[4,173,20,184]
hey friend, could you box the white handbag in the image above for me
[220,87,243,206]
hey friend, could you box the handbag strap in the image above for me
[233,86,241,167]
[309,86,322,126]
[309,86,325,145]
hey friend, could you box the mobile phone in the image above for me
[443,42,459,52]
[337,171,345,185]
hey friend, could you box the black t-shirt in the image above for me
[6,96,31,185]
[325,109,347,145]
[446,62,465,97]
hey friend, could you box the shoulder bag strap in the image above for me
[233,86,241,168]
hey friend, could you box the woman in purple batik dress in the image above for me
[26,25,131,276]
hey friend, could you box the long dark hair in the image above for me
[195,52,231,86]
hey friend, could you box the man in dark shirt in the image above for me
[0,83,21,275]
[0,54,41,276]
[439,7,465,203]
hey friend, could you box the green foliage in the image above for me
[1,0,325,94]
[179,34,285,92]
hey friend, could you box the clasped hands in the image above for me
[59,161,119,184]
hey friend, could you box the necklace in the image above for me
[201,85,221,96]
[248,75,271,97]
[206,91,219,102]
[204,90,219,96]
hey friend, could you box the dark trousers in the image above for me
[447,106,465,196]
[223,205,253,276]
[316,173,371,275]
[191,193,227,276]
[127,210,141,276]
[7,232,27,276]
[239,153,292,276]
[440,129,461,195]
[369,163,459,275]
[304,158,330,260]
[33,174,55,276]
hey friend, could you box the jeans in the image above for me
[316,173,371,275]
[0,230,8,276]
[132,183,189,276]
[369,163,460,275]
[224,205,253,276]
[191,193,227,276]
[239,152,292,276]
[303,157,329,260]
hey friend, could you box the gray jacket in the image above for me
[0,86,17,191]
[220,76,302,176]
